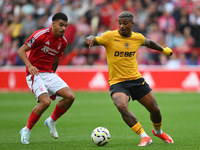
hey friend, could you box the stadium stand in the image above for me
[0,0,200,67]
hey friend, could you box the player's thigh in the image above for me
[138,91,159,112]
[26,74,49,101]
[56,87,75,100]
[47,74,69,96]
[110,82,130,104]
[112,92,129,108]
[38,93,51,105]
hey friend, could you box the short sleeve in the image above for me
[25,31,44,49]
[95,31,112,46]
[138,33,145,45]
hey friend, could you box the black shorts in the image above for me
[109,78,152,101]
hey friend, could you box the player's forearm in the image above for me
[144,39,172,56]
[17,47,32,67]
[145,39,163,52]
[17,44,39,75]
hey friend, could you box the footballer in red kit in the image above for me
[17,12,75,144]
[25,27,67,75]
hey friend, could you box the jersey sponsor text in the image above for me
[114,51,136,57]
[41,46,59,56]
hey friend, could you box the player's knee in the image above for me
[112,95,128,112]
[41,100,51,109]
[114,101,128,113]
[69,93,75,102]
[64,92,75,103]
[38,94,51,109]
[151,106,161,115]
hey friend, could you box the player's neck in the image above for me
[51,28,59,37]
[118,30,132,37]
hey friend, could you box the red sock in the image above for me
[26,111,41,130]
[51,105,67,121]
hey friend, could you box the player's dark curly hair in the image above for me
[52,12,68,22]
[118,11,133,21]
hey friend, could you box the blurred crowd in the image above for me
[0,0,200,68]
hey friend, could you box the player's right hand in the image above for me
[162,47,173,56]
[28,65,39,76]
[84,36,96,48]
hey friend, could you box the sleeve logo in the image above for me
[29,38,35,45]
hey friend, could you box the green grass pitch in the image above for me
[0,92,200,150]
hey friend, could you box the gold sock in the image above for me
[152,121,162,130]
[131,122,144,135]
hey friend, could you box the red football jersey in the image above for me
[25,28,67,75]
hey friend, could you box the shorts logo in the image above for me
[124,43,130,48]
[39,85,43,91]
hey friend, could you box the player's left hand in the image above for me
[162,47,173,56]
[28,65,39,76]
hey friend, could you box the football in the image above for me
[91,127,111,146]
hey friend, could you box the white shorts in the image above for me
[26,72,69,101]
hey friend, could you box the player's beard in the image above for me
[119,30,128,37]
[119,29,131,37]
[59,31,65,37]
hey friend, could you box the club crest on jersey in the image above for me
[58,43,61,50]
[39,85,43,91]
[124,43,130,48]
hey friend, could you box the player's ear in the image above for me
[52,21,55,27]
[131,21,134,26]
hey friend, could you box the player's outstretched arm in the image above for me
[84,36,98,48]
[17,44,39,76]
[142,38,173,56]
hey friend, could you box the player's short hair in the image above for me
[52,12,68,22]
[118,11,134,21]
